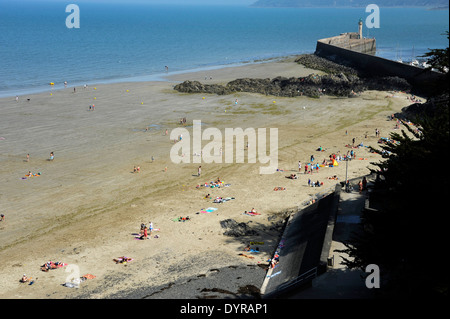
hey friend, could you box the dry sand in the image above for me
[0,58,415,299]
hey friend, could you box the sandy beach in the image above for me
[0,58,415,299]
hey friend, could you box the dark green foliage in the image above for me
[335,39,449,298]
[421,32,450,74]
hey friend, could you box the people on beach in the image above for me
[40,261,64,272]
[0,214,5,222]
[197,166,201,177]
[148,221,153,236]
[270,256,279,268]
[26,154,30,162]
[49,152,54,161]
[114,256,132,264]
[20,274,30,283]
[140,226,148,239]
[298,161,301,172]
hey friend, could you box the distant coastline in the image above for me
[250,0,449,8]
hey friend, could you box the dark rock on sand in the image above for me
[173,80,231,95]
[220,219,259,237]
[173,53,412,98]
[174,72,411,99]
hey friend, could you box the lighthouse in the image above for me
[358,18,363,39]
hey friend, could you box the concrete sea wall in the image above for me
[315,35,444,93]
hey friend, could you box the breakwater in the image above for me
[315,34,445,94]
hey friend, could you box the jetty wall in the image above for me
[315,34,444,93]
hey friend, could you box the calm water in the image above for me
[0,1,448,97]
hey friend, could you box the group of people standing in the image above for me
[139,221,154,240]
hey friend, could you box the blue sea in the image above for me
[0,1,448,97]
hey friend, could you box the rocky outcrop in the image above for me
[220,219,259,237]
[174,73,411,98]
[395,92,449,121]
[173,53,412,98]
[294,54,358,76]
[173,80,232,95]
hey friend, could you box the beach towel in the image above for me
[200,207,218,213]
[270,270,282,278]
[41,261,67,271]
[273,187,286,191]
[243,211,261,216]
[82,274,96,280]
[238,253,255,259]
[250,241,264,245]
[213,197,235,203]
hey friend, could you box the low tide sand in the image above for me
[0,59,415,299]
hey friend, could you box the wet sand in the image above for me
[0,58,415,299]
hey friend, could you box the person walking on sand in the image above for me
[362,176,367,191]
[148,221,153,236]
[26,154,30,162]
[198,166,201,177]
[298,161,302,172]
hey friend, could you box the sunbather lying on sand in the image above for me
[40,261,65,272]
[114,256,133,264]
